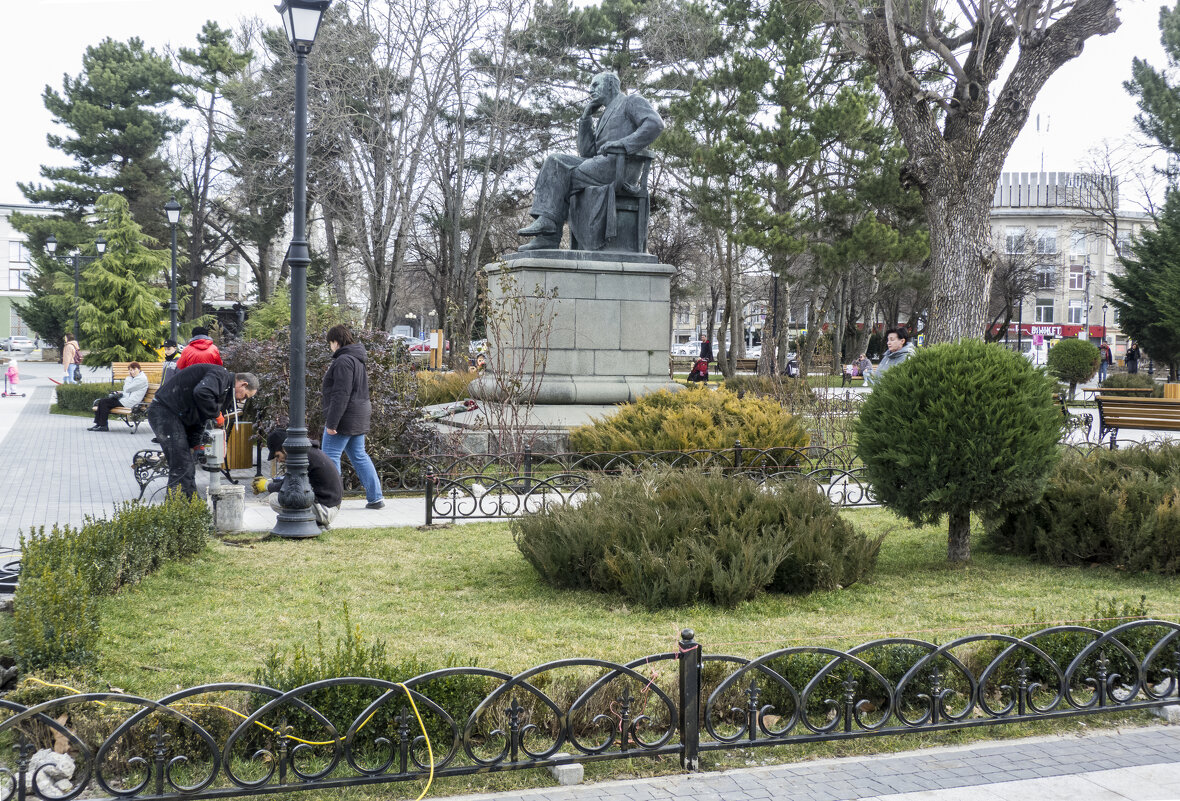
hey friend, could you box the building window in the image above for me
[9,269,30,291]
[1115,229,1132,256]
[1005,226,1026,254]
[1070,229,1088,256]
[676,307,689,325]
[1068,300,1084,324]
[1069,264,1085,290]
[1036,226,1057,255]
[8,241,30,264]
[1035,299,1054,323]
[1036,266,1056,289]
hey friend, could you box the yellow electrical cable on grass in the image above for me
[24,677,434,800]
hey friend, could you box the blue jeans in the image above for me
[321,432,383,503]
[1099,362,1108,382]
[63,368,76,384]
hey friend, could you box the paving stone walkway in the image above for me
[444,726,1180,801]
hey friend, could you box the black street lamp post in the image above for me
[1101,303,1108,336]
[273,0,331,539]
[165,197,181,341]
[45,234,106,342]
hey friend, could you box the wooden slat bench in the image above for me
[110,361,166,387]
[1095,396,1180,448]
[735,358,758,372]
[94,383,159,434]
[1082,386,1155,400]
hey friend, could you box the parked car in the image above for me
[745,345,762,359]
[1,336,34,352]
[671,340,703,356]
[407,338,450,353]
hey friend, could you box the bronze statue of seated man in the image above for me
[518,71,664,252]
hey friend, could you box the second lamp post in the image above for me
[165,197,181,342]
[273,0,331,539]
[45,234,106,341]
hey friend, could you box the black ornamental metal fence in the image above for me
[5,622,1179,801]
[421,442,877,523]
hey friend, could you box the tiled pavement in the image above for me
[443,727,1180,801]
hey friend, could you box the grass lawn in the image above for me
[89,508,1180,695]
[14,508,1177,798]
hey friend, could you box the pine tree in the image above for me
[74,195,169,366]
[16,37,182,243]
[1108,190,1180,380]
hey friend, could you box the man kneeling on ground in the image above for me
[147,364,259,497]
[260,428,343,530]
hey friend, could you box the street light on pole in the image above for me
[164,197,181,341]
[46,234,105,342]
[273,0,331,539]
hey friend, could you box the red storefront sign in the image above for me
[990,323,1107,339]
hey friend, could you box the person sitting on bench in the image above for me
[90,362,148,431]
[258,428,343,530]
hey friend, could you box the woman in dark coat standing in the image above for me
[320,325,385,509]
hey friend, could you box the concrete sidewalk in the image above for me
[444,726,1180,801]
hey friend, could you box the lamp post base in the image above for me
[272,512,321,538]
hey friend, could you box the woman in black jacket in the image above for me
[320,325,385,509]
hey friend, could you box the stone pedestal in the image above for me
[472,250,680,405]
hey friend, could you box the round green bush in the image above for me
[854,339,1062,562]
[1046,337,1100,399]
[512,470,882,609]
[568,388,809,453]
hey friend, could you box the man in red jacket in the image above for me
[176,327,223,370]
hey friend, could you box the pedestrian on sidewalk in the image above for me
[1098,340,1113,382]
[176,327,222,370]
[161,339,180,384]
[1126,341,1140,374]
[89,361,148,431]
[61,334,79,384]
[259,428,343,530]
[320,325,385,509]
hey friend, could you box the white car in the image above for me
[745,345,762,359]
[671,340,703,356]
[2,336,34,352]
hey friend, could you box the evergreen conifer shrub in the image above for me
[855,340,1062,563]
[513,470,881,609]
[568,388,809,454]
[985,444,1180,573]
[1047,338,1100,399]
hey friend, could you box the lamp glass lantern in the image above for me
[45,235,57,255]
[275,0,331,52]
[95,237,106,255]
[164,197,181,226]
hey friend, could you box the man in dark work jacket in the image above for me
[147,364,259,497]
[262,429,343,529]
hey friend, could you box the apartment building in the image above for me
[991,172,1150,359]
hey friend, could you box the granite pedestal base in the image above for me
[471,250,680,405]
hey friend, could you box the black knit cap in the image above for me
[267,429,287,460]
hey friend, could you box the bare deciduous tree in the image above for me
[819,0,1121,343]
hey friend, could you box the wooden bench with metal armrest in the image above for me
[1095,396,1180,448]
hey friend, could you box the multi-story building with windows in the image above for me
[0,203,57,340]
[991,172,1150,360]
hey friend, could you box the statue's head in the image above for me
[589,72,621,104]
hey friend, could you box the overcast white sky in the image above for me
[0,0,1171,205]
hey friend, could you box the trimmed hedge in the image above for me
[569,388,810,453]
[1101,372,1164,397]
[513,470,881,609]
[14,494,212,670]
[984,444,1180,573]
[53,382,111,413]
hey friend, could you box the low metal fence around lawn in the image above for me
[420,442,878,523]
[5,622,1178,801]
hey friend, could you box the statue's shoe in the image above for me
[518,234,561,251]
[518,216,558,236]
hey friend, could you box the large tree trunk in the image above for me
[947,508,971,563]
[924,189,996,343]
